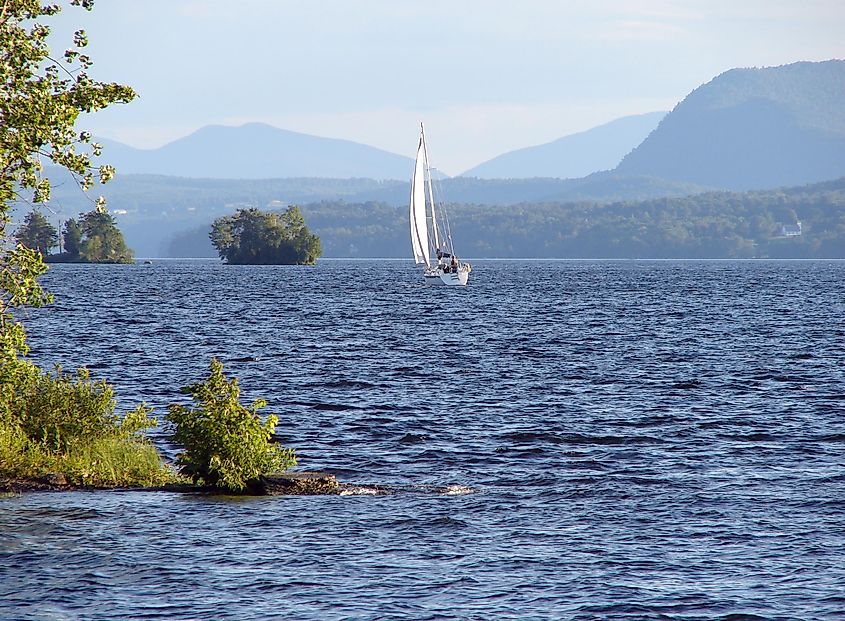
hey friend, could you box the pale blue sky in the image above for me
[52,0,845,175]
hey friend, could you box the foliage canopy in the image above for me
[167,358,297,492]
[47,207,134,263]
[210,206,322,264]
[14,210,58,254]
[0,2,169,487]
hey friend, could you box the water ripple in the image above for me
[3,259,844,620]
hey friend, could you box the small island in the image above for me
[210,205,321,265]
[16,206,135,264]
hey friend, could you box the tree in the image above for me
[46,208,134,263]
[0,2,175,488]
[15,210,59,254]
[78,207,134,263]
[63,218,82,255]
[210,205,322,265]
[1,0,136,368]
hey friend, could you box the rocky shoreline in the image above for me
[1,472,348,496]
[0,473,474,497]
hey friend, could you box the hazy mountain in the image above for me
[460,112,666,179]
[616,60,845,190]
[97,123,416,180]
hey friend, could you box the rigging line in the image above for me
[431,168,457,260]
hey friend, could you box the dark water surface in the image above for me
[3,260,845,620]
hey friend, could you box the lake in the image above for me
[3,259,845,620]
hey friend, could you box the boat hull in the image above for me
[440,270,469,286]
[423,266,470,286]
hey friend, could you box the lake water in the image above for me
[3,259,845,620]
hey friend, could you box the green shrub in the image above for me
[0,416,42,478]
[167,358,296,492]
[0,361,176,487]
[13,365,122,451]
[58,434,174,487]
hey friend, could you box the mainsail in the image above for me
[409,133,430,266]
[422,128,440,251]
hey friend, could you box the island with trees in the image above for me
[15,206,135,263]
[210,205,322,264]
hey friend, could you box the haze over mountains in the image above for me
[97,123,416,180]
[95,60,845,192]
[29,59,845,257]
[97,114,665,182]
[460,111,666,179]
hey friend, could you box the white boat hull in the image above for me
[423,265,470,286]
[440,270,469,286]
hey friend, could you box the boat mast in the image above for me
[420,123,441,257]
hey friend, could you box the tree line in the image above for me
[164,179,845,259]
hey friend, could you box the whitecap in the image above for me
[440,485,476,496]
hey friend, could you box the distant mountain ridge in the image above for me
[98,123,417,180]
[98,114,671,183]
[616,60,845,189]
[36,59,845,256]
[96,61,845,187]
[461,111,666,179]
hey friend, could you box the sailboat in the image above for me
[409,123,471,286]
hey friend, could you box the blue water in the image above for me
[3,260,845,620]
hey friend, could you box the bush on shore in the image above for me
[0,361,176,487]
[0,2,297,494]
[167,358,297,492]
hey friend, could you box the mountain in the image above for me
[348,172,706,206]
[460,112,666,179]
[97,123,416,180]
[616,60,845,190]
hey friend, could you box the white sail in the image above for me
[421,125,440,251]
[409,133,430,266]
[408,123,471,285]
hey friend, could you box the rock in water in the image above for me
[255,472,340,495]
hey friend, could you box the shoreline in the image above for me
[0,472,344,496]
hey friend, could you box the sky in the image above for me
[50,0,845,176]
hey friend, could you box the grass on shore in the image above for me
[0,417,177,487]
[1,362,179,488]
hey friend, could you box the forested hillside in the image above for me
[616,60,845,189]
[167,178,845,259]
[40,167,706,256]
